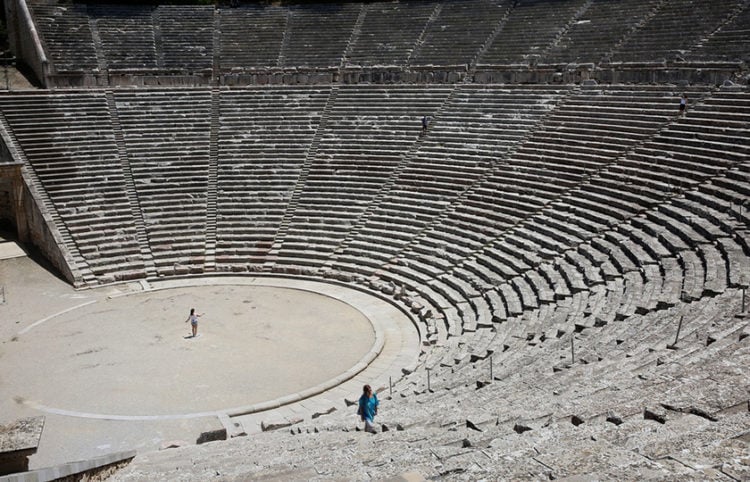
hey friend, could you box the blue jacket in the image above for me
[358,393,379,421]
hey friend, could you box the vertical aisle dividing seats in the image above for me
[215,86,329,270]
[113,88,211,277]
[0,91,143,284]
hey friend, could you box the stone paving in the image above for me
[0,254,419,470]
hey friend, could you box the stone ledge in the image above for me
[0,450,135,482]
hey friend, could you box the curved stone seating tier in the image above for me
[1,86,747,311]
[29,2,99,73]
[216,87,329,266]
[219,5,286,69]
[687,3,750,62]
[411,0,510,67]
[0,92,145,282]
[329,85,568,270]
[478,0,591,65]
[543,0,659,64]
[282,3,361,68]
[113,89,211,276]
[404,85,687,276]
[89,4,158,70]
[275,85,452,265]
[27,0,750,81]
[346,2,436,67]
[610,0,741,63]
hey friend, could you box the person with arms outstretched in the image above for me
[185,308,203,338]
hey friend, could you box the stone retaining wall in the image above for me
[40,63,748,88]
[16,177,75,285]
[4,0,50,87]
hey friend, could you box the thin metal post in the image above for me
[743,288,747,313]
[489,355,493,381]
[673,315,684,346]
[427,368,431,391]
[570,336,575,363]
[389,376,392,397]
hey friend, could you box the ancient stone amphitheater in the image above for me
[0,0,749,480]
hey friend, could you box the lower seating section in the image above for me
[216,86,329,268]
[0,92,144,282]
[1,85,748,322]
[114,89,211,276]
[276,85,453,267]
[331,85,570,290]
[3,84,749,477]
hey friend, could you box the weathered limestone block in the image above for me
[0,416,44,476]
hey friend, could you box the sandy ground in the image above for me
[0,247,408,469]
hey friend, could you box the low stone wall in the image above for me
[0,450,136,482]
[595,62,745,85]
[16,176,76,285]
[41,62,747,88]
[0,417,44,477]
[473,62,746,85]
[0,166,18,227]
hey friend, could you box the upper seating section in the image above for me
[281,3,360,68]
[219,5,286,69]
[28,2,99,73]
[89,4,158,70]
[542,0,658,64]
[610,0,742,63]
[687,2,750,62]
[478,0,591,65]
[411,0,510,67]
[346,2,435,67]
[158,5,214,71]
[26,0,750,83]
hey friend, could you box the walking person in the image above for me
[421,115,429,133]
[184,308,203,338]
[357,384,379,433]
[679,93,687,115]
